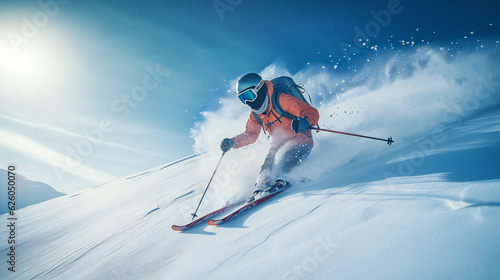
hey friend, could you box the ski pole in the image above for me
[311,127,394,146]
[191,152,226,220]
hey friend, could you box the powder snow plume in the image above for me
[191,44,500,199]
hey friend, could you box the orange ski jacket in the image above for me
[233,80,320,149]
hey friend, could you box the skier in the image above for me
[220,73,320,202]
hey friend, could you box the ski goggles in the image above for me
[237,79,264,104]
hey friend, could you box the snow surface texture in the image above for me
[0,169,63,214]
[1,47,500,279]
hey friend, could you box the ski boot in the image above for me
[246,182,269,203]
[264,179,290,194]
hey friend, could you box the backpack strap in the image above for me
[252,111,266,134]
[271,91,297,120]
[270,78,298,120]
[252,77,310,134]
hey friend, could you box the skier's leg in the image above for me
[246,145,280,202]
[278,143,312,177]
[254,145,278,190]
[253,143,283,193]
[261,143,312,193]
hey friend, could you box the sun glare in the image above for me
[0,39,65,94]
[1,46,37,73]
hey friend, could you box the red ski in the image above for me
[207,183,291,226]
[172,201,244,232]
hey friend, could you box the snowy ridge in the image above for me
[0,169,64,214]
[1,47,499,279]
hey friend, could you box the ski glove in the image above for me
[291,117,311,134]
[220,138,236,153]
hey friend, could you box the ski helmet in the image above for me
[236,73,268,110]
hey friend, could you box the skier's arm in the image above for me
[232,112,261,148]
[279,94,320,126]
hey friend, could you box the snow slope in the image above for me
[0,169,64,214]
[1,47,499,280]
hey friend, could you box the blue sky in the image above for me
[0,0,498,192]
